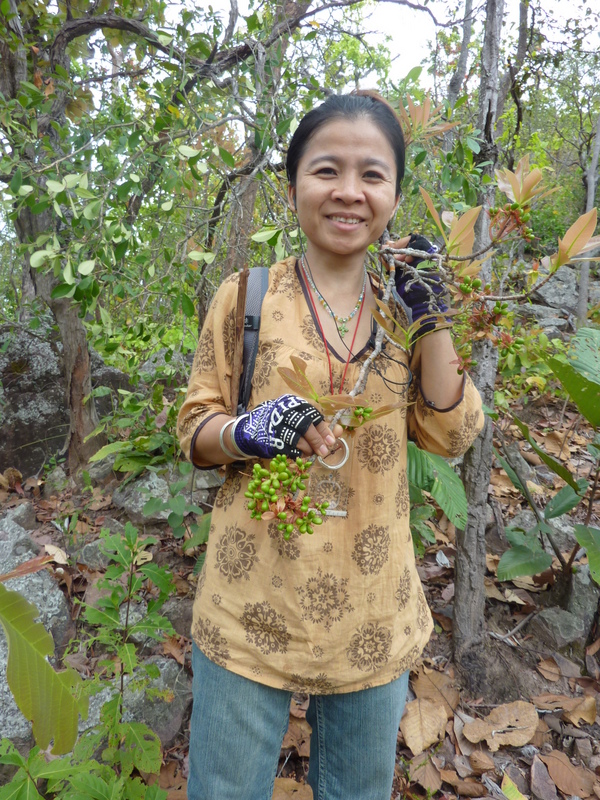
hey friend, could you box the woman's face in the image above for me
[288,116,399,263]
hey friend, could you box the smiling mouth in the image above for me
[328,215,363,225]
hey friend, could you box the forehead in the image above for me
[300,116,396,167]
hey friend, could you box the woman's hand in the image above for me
[232,394,337,460]
[385,232,448,325]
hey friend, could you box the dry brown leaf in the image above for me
[531,717,552,749]
[486,554,500,573]
[562,695,597,727]
[462,701,538,752]
[412,666,460,719]
[453,754,473,778]
[0,473,9,490]
[530,754,559,800]
[594,783,600,799]
[539,750,596,797]
[586,637,600,657]
[408,751,442,794]
[484,577,506,602]
[537,657,561,682]
[400,698,447,755]
[271,778,312,799]
[439,770,484,797]
[162,636,186,666]
[469,750,495,774]
[503,587,527,605]
[531,693,570,710]
[282,717,311,758]
[454,712,477,756]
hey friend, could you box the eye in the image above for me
[315,167,336,176]
[364,170,385,180]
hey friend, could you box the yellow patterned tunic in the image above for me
[177,257,484,694]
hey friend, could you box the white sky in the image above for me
[208,0,599,87]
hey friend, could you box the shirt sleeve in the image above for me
[406,342,485,458]
[177,274,239,465]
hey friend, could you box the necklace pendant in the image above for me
[338,322,349,337]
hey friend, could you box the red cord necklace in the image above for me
[300,260,366,395]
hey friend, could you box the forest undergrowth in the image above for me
[1,366,599,800]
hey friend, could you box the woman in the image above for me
[178,91,484,800]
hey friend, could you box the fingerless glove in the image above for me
[232,394,324,459]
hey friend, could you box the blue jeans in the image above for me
[188,644,409,800]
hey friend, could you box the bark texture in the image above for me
[577,110,600,325]
[453,0,504,693]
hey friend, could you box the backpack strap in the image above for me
[237,266,269,415]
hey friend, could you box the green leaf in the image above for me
[178,145,200,158]
[180,292,195,318]
[9,168,22,194]
[142,497,167,516]
[0,740,26,767]
[0,770,43,800]
[218,147,235,169]
[493,447,526,493]
[46,179,66,194]
[512,416,579,490]
[407,443,468,528]
[117,643,138,674]
[544,479,588,520]
[251,227,280,243]
[83,200,101,220]
[183,513,212,551]
[0,585,88,755]
[50,283,77,300]
[497,546,553,581]
[78,259,95,275]
[574,524,600,584]
[29,250,52,269]
[161,199,173,211]
[139,563,174,597]
[569,327,600,384]
[543,355,600,429]
[88,441,132,462]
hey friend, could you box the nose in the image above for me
[331,172,365,204]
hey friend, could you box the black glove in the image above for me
[232,394,324,459]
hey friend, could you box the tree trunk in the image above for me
[453,0,504,694]
[577,110,600,325]
[3,22,104,476]
[14,209,104,475]
[443,0,473,153]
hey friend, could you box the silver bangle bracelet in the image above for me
[219,418,250,461]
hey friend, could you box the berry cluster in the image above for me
[458,276,484,295]
[245,455,329,540]
[489,202,534,242]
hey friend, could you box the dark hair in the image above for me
[286,91,405,196]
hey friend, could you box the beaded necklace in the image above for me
[300,258,367,395]
[301,256,367,337]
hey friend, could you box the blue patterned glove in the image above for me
[394,233,448,331]
[232,394,324,459]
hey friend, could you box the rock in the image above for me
[86,453,117,484]
[509,509,577,552]
[89,348,134,418]
[43,465,75,499]
[533,265,578,310]
[72,539,110,571]
[0,329,135,478]
[0,519,74,748]
[139,348,193,383]
[528,608,586,651]
[566,565,600,633]
[0,502,37,530]
[112,472,171,524]
[166,464,222,507]
[0,327,69,478]
[82,657,192,749]
[162,596,194,638]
